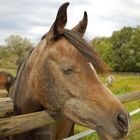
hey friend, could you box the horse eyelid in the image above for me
[62,68,75,75]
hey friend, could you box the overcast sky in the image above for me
[0,0,140,44]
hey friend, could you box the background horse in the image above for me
[10,2,129,140]
[0,71,15,92]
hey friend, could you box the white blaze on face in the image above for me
[89,62,98,77]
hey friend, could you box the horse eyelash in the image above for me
[62,68,75,75]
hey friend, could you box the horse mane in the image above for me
[10,48,34,100]
[16,48,34,79]
[63,29,109,73]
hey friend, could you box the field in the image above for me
[0,68,140,139]
[75,74,140,140]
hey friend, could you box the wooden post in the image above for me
[0,92,8,98]
[0,98,13,118]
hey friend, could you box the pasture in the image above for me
[0,68,140,139]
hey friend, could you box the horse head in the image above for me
[22,2,130,139]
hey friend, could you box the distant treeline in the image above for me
[91,26,140,72]
[0,26,140,72]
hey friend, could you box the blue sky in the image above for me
[0,0,140,44]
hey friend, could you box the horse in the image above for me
[9,2,130,140]
[0,71,15,92]
[105,75,115,87]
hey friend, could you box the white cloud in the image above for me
[0,0,140,44]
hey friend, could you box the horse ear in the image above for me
[46,2,69,40]
[72,11,88,36]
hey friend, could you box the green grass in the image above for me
[99,74,140,95]
[75,74,140,140]
[109,75,140,95]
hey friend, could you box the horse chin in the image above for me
[96,125,123,140]
[96,126,113,140]
[84,121,118,140]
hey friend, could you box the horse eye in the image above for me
[63,69,74,75]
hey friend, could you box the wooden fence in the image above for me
[0,92,140,139]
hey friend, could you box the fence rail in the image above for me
[0,111,62,138]
[0,91,140,138]
[114,72,140,76]
[117,91,140,103]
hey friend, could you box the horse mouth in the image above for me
[95,125,129,140]
[83,120,115,140]
[96,126,114,140]
[77,119,121,140]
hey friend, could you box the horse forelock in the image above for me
[11,47,34,100]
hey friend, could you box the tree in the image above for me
[91,37,113,71]
[125,27,140,71]
[0,35,33,68]
[91,26,140,72]
[5,35,33,66]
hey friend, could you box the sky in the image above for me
[0,0,140,44]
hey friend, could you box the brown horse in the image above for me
[0,71,15,92]
[9,2,130,140]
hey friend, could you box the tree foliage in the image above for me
[0,35,33,68]
[91,27,140,72]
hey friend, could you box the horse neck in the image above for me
[11,41,48,114]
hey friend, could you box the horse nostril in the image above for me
[115,113,128,135]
